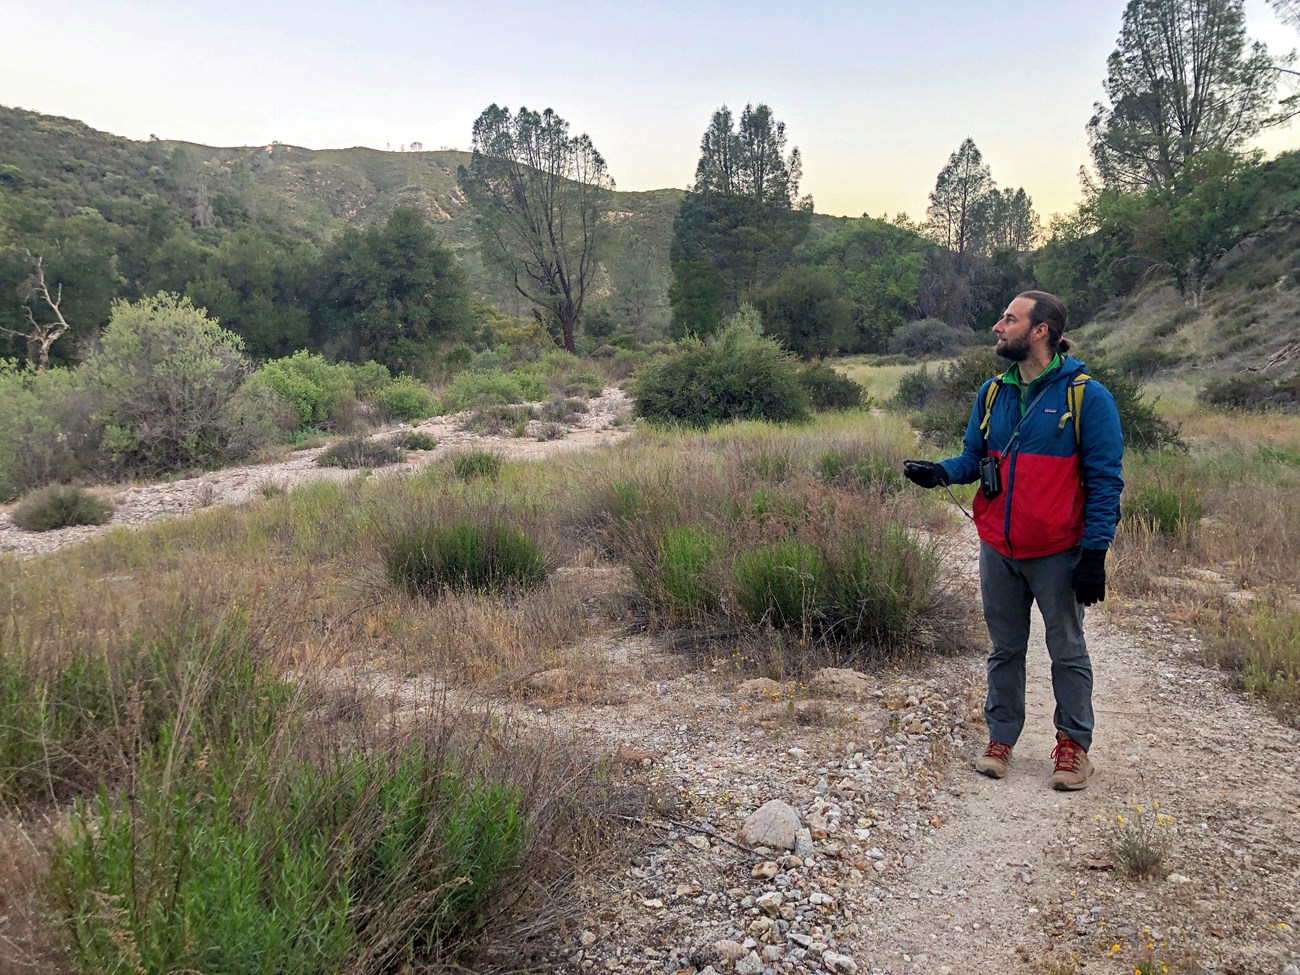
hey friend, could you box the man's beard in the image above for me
[996,333,1030,362]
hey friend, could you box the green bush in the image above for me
[1198,374,1298,412]
[460,404,536,435]
[316,437,406,469]
[372,375,438,422]
[887,318,974,357]
[658,526,720,614]
[81,293,252,473]
[632,321,811,429]
[0,362,86,500]
[824,526,938,649]
[451,451,502,480]
[890,364,934,412]
[1122,484,1205,537]
[732,488,804,527]
[251,351,352,427]
[0,611,290,805]
[441,369,545,412]
[9,485,113,532]
[393,430,438,451]
[384,522,546,596]
[48,743,527,975]
[733,540,824,630]
[797,361,866,412]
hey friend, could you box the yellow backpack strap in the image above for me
[1058,373,1089,444]
[979,376,1004,444]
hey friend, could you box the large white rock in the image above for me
[739,799,801,850]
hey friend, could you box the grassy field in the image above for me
[832,355,956,404]
[0,406,977,972]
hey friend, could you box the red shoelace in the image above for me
[984,741,1012,760]
[1052,738,1083,772]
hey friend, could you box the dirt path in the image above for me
[525,523,1299,975]
[842,527,1300,973]
[0,388,633,559]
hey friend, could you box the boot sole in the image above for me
[1051,766,1095,791]
[974,761,1008,779]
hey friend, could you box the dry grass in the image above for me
[833,355,957,403]
[1112,401,1300,711]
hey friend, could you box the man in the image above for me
[902,291,1123,790]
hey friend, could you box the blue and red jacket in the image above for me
[939,355,1124,560]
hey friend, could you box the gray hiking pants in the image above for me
[979,543,1094,752]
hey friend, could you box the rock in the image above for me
[752,860,780,879]
[809,891,834,907]
[755,891,783,915]
[1166,873,1194,884]
[740,800,801,851]
[823,950,859,974]
[809,668,873,698]
[761,944,785,963]
[747,916,775,940]
[580,930,597,946]
[686,834,711,850]
[735,953,765,975]
[793,828,815,859]
[713,940,747,964]
[737,678,782,699]
[1280,964,1299,975]
[779,854,804,870]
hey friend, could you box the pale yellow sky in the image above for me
[1,0,1295,222]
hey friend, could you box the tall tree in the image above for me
[1088,0,1288,190]
[1272,0,1300,31]
[926,138,993,274]
[312,208,472,370]
[457,105,613,353]
[975,187,1040,256]
[669,104,812,336]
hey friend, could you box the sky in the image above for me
[2,0,1297,223]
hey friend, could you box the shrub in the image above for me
[0,608,290,805]
[0,361,86,500]
[444,345,475,369]
[48,742,528,975]
[824,526,938,649]
[441,369,543,412]
[534,421,566,441]
[393,430,438,451]
[632,322,811,429]
[372,375,438,422]
[1122,484,1204,537]
[384,522,546,596]
[460,404,536,435]
[658,526,720,614]
[1198,374,1298,412]
[316,437,406,469]
[451,451,502,480]
[797,361,866,412]
[250,350,352,427]
[9,485,113,532]
[890,364,934,412]
[733,540,824,630]
[887,318,974,357]
[80,293,252,473]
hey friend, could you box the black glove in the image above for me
[902,460,950,489]
[1072,548,1107,606]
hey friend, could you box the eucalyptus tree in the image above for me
[1088,0,1289,191]
[669,104,812,337]
[457,105,613,353]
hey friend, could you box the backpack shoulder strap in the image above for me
[1058,373,1090,445]
[979,376,1005,444]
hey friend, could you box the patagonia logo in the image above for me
[1043,408,1059,414]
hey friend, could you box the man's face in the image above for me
[992,296,1043,362]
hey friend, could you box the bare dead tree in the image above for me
[1,252,72,370]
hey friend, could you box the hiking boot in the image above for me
[1050,734,1093,791]
[974,740,1013,779]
